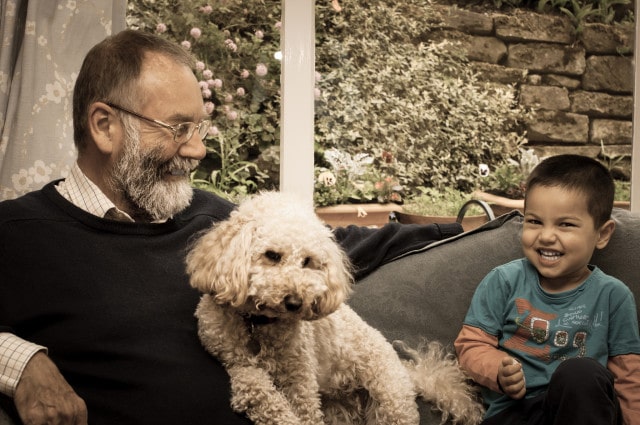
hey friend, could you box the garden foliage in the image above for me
[478,0,633,25]
[127,0,529,204]
[314,0,527,195]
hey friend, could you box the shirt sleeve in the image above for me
[608,283,640,356]
[455,324,506,393]
[333,221,463,280]
[461,267,512,336]
[608,354,640,425]
[0,333,47,396]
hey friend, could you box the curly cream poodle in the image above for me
[186,191,484,425]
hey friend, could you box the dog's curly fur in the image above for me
[186,192,484,425]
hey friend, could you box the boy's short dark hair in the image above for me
[525,154,614,228]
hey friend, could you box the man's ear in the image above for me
[596,219,616,250]
[88,102,118,155]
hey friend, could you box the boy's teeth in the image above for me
[539,250,561,260]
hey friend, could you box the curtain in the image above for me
[0,0,126,200]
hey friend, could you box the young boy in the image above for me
[455,154,640,425]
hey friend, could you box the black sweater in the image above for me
[0,181,461,424]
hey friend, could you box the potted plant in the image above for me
[314,149,403,227]
[474,147,631,214]
[394,187,495,232]
[473,148,539,215]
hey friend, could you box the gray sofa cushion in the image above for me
[349,208,640,424]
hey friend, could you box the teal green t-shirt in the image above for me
[464,258,640,418]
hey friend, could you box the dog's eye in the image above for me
[264,250,282,263]
[302,257,311,268]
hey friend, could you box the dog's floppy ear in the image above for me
[186,213,256,307]
[315,233,354,315]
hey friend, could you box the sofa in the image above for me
[348,207,640,424]
[1,208,638,425]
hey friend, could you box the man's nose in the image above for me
[179,132,207,160]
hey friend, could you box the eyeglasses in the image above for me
[105,102,211,145]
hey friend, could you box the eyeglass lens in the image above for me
[175,120,211,143]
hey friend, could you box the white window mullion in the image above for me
[279,0,315,206]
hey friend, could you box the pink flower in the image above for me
[274,21,282,30]
[200,5,213,14]
[201,88,212,99]
[198,81,209,90]
[255,30,264,39]
[224,39,237,52]
[226,110,238,121]
[202,69,213,80]
[255,63,268,77]
[190,27,202,39]
[204,101,215,114]
[181,40,191,50]
[240,69,250,79]
[236,87,245,96]
[315,71,322,82]
[156,23,167,34]
[208,126,220,137]
[314,88,321,100]
[206,79,216,87]
[195,61,205,71]
[224,94,234,103]
[212,79,223,89]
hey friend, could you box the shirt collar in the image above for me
[56,163,135,222]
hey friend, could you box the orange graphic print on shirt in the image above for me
[503,298,558,362]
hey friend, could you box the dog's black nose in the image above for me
[284,295,303,312]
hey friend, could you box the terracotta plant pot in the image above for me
[315,203,403,228]
[391,199,496,232]
[389,211,490,232]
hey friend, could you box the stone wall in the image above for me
[429,5,635,176]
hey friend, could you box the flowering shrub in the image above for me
[127,0,282,197]
[314,149,403,207]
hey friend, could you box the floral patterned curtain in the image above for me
[0,0,126,200]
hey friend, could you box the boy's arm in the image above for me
[455,324,506,393]
[608,354,640,425]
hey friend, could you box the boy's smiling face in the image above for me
[521,185,615,292]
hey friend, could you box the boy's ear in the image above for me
[596,219,616,250]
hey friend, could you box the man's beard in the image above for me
[109,127,198,221]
